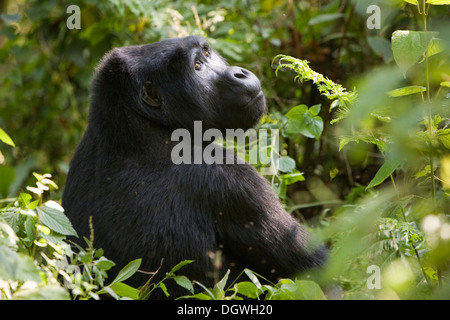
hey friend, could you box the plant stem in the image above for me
[390,175,431,287]
[422,1,437,209]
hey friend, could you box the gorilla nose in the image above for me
[233,68,250,79]
[226,66,261,91]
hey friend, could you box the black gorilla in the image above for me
[62,36,326,299]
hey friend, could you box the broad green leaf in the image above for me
[96,257,116,271]
[172,275,194,293]
[109,282,140,300]
[441,81,450,88]
[437,129,450,149]
[234,281,264,299]
[37,205,77,237]
[277,156,296,172]
[0,128,15,147]
[110,258,141,285]
[0,246,41,282]
[309,104,321,116]
[13,285,70,300]
[367,156,403,189]
[18,192,32,209]
[387,86,426,97]
[392,31,437,76]
[286,105,324,140]
[286,104,308,119]
[292,280,327,300]
[426,0,450,4]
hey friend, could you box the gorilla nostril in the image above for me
[234,72,247,79]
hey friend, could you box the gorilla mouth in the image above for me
[243,90,264,109]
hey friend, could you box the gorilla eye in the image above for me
[204,50,210,57]
[194,60,202,70]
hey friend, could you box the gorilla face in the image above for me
[93,36,266,134]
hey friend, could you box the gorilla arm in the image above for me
[212,163,327,282]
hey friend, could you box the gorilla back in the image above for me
[62,36,326,299]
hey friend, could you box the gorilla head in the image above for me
[91,36,266,137]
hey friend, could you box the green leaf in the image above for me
[109,282,140,300]
[172,275,194,294]
[244,268,263,290]
[285,105,324,140]
[157,282,170,297]
[169,259,194,274]
[96,257,116,271]
[234,281,264,299]
[13,285,70,300]
[425,37,446,58]
[367,156,403,189]
[276,156,296,172]
[426,0,450,4]
[286,104,308,119]
[110,258,141,285]
[18,192,32,209]
[292,280,327,300]
[437,129,450,149]
[440,81,450,88]
[37,204,77,237]
[387,86,426,97]
[182,292,213,300]
[391,31,437,76]
[309,104,321,116]
[0,247,41,282]
[0,128,15,147]
[282,171,305,185]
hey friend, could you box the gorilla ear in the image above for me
[141,81,161,108]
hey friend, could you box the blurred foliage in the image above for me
[1,0,450,300]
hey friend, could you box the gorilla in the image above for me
[62,36,326,299]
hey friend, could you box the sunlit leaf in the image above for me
[0,128,15,147]
[387,86,426,97]
[426,0,450,4]
[391,31,437,76]
[37,205,77,237]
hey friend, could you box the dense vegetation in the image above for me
[1,0,450,300]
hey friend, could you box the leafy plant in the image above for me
[0,173,140,300]
[181,268,326,300]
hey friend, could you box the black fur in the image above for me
[62,36,326,299]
